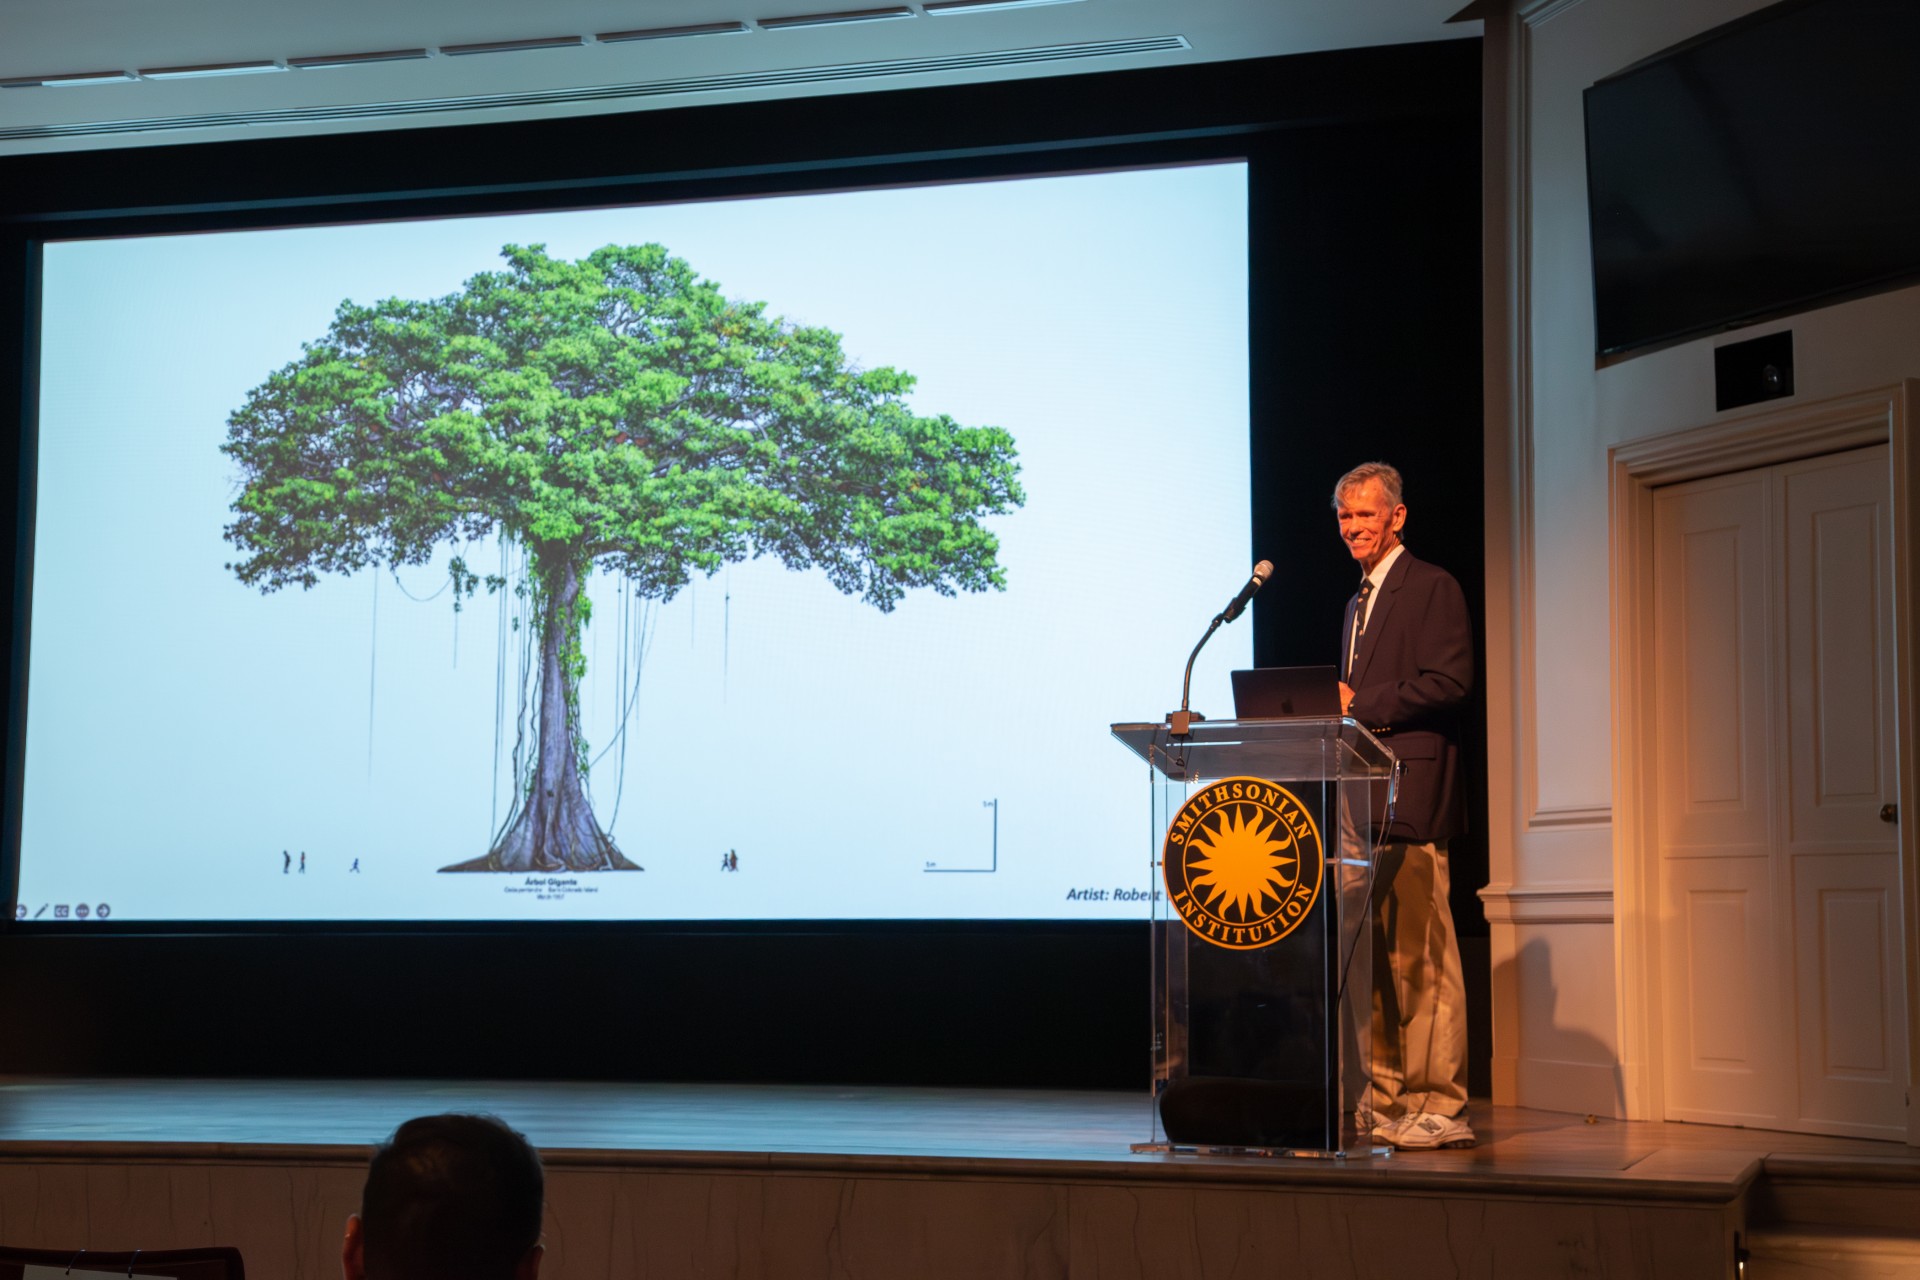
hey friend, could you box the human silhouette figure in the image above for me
[728,849,738,872]
[351,858,361,873]
[300,850,307,874]
[283,850,291,874]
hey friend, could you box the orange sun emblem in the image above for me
[1161,776,1323,950]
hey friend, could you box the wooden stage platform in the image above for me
[1,1079,1916,1278]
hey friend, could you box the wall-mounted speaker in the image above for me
[1714,329,1794,412]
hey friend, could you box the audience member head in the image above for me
[343,1113,544,1280]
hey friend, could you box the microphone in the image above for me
[1170,560,1274,737]
[1218,559,1274,625]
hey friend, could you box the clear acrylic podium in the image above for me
[1110,717,1398,1157]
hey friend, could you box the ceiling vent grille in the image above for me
[0,36,1190,143]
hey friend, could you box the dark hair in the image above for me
[361,1113,544,1280]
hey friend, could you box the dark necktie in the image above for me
[1347,579,1374,679]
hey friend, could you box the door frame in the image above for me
[1608,382,1920,1143]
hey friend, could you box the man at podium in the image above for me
[1332,461,1475,1151]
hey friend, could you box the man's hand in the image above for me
[1338,681,1355,715]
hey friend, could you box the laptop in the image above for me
[1229,665,1342,719]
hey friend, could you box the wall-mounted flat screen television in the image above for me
[1585,0,1920,358]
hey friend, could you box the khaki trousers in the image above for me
[1367,839,1470,1120]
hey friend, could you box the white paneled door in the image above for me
[1654,469,1782,1129]
[1653,445,1907,1139]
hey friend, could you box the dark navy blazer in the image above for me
[1342,549,1473,844]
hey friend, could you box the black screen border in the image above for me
[4,141,1261,936]
[0,40,1485,1085]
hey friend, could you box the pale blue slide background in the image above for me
[18,162,1252,921]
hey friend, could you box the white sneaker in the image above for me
[1355,1110,1403,1141]
[1388,1111,1475,1150]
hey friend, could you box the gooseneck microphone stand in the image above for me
[1168,560,1271,738]
[1168,617,1224,738]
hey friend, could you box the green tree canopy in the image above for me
[225,243,1024,872]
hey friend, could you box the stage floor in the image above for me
[4,1079,1917,1278]
[0,1077,1912,1192]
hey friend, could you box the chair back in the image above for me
[0,1246,244,1279]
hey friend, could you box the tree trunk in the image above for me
[442,554,641,873]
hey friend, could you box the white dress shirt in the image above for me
[1347,542,1405,676]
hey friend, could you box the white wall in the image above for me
[1483,0,1920,1117]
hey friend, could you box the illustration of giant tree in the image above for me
[224,243,1024,873]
